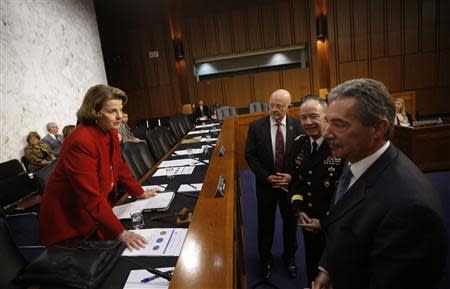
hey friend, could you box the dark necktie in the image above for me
[334,164,353,204]
[311,141,318,155]
[274,123,284,171]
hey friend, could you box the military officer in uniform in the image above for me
[289,95,344,283]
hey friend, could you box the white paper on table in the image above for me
[195,123,218,129]
[209,128,221,132]
[200,137,218,142]
[173,148,204,156]
[122,228,187,256]
[152,166,195,177]
[113,192,175,219]
[141,184,168,191]
[158,159,193,168]
[178,183,203,192]
[123,267,173,289]
[187,129,209,135]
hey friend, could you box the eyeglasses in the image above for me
[269,103,287,110]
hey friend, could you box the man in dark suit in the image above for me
[193,100,211,121]
[289,95,344,284]
[313,79,448,289]
[245,89,301,279]
[42,122,63,156]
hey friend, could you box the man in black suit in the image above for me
[289,96,344,284]
[245,89,301,279]
[313,79,448,289]
[193,100,211,121]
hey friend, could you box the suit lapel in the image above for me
[285,117,295,155]
[323,144,398,228]
[262,117,275,169]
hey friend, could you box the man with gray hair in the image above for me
[42,122,64,156]
[312,79,447,289]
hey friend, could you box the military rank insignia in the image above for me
[324,155,342,165]
[295,153,304,166]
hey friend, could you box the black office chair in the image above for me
[167,117,185,140]
[216,106,237,120]
[121,142,156,180]
[249,101,268,113]
[151,126,176,151]
[0,217,27,289]
[33,160,57,194]
[0,159,25,180]
[121,143,142,179]
[0,172,39,212]
[144,132,167,161]
[5,212,44,263]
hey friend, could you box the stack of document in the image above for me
[113,192,175,219]
[187,129,209,135]
[152,166,195,177]
[172,148,204,156]
[195,123,219,129]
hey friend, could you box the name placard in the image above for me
[218,145,225,157]
[215,176,226,198]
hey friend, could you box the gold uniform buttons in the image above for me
[307,193,312,197]
[308,170,312,175]
[308,203,313,207]
[307,181,311,186]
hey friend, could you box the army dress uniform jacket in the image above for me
[289,136,344,219]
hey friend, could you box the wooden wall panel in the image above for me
[152,23,171,86]
[440,0,450,50]
[336,0,352,62]
[204,15,219,56]
[339,61,368,82]
[261,4,277,48]
[197,79,224,106]
[187,17,206,59]
[281,68,311,101]
[421,0,436,52]
[438,51,449,87]
[252,71,281,101]
[387,0,402,56]
[277,1,292,46]
[370,0,385,58]
[292,0,308,44]
[222,75,253,108]
[247,6,263,50]
[126,89,149,121]
[372,57,402,92]
[231,9,248,52]
[149,86,176,117]
[416,88,439,115]
[216,12,233,54]
[404,0,419,54]
[353,0,368,60]
[404,53,435,89]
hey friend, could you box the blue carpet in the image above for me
[240,169,450,289]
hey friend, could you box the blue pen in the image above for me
[140,270,173,283]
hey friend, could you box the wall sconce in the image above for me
[173,40,184,61]
[316,14,328,40]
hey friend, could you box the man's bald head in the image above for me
[268,89,292,122]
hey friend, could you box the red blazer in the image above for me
[39,124,144,246]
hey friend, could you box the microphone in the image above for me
[84,243,173,281]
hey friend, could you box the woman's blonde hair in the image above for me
[76,84,128,125]
[26,131,41,144]
[395,98,406,115]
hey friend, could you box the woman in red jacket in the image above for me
[39,84,158,251]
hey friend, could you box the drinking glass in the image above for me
[130,211,144,229]
[186,148,194,158]
[166,167,175,179]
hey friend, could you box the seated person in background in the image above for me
[117,112,141,143]
[42,122,64,156]
[193,100,211,121]
[394,98,413,127]
[39,84,159,250]
[62,124,76,138]
[24,131,56,172]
